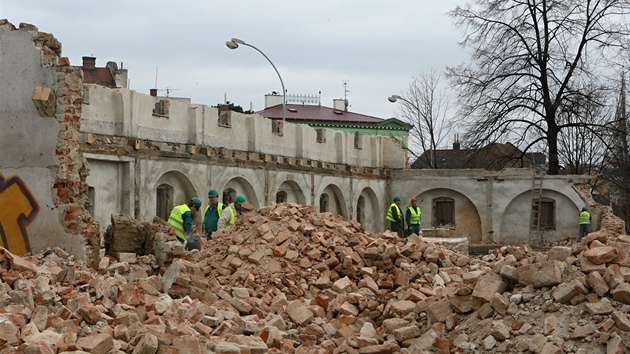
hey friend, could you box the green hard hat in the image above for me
[235,194,246,204]
[191,197,202,209]
[208,189,219,198]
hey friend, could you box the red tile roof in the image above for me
[256,104,384,123]
[82,67,117,88]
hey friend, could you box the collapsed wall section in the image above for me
[0,21,99,266]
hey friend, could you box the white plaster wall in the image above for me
[353,179,386,233]
[136,159,208,224]
[85,155,134,234]
[0,27,57,168]
[0,25,86,257]
[265,170,311,206]
[80,85,405,169]
[391,168,592,244]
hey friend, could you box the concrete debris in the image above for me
[1,202,630,353]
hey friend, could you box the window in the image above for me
[86,186,95,216]
[218,105,231,127]
[533,198,555,230]
[276,191,287,203]
[316,129,327,143]
[354,132,362,149]
[153,99,170,117]
[223,188,236,205]
[156,184,173,221]
[433,197,455,227]
[356,195,365,224]
[320,193,329,213]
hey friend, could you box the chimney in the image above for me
[333,98,348,111]
[453,133,460,150]
[82,56,96,68]
[150,89,158,97]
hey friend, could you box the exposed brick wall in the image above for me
[31,29,101,267]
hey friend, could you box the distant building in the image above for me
[257,93,412,150]
[79,56,128,89]
[412,141,546,170]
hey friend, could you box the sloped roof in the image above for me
[82,67,117,88]
[412,142,534,170]
[256,104,384,124]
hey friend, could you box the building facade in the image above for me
[0,22,598,265]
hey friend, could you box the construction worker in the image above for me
[217,194,246,229]
[168,197,202,245]
[386,196,404,238]
[202,189,224,240]
[578,206,591,241]
[406,197,422,236]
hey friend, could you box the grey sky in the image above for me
[2,0,466,119]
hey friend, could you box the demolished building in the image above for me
[0,21,601,264]
[3,20,630,354]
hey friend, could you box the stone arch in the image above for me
[416,188,482,243]
[221,176,259,208]
[153,170,198,222]
[316,184,348,219]
[357,187,381,232]
[275,180,306,205]
[500,189,577,245]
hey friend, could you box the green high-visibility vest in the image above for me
[386,203,402,222]
[168,204,191,240]
[225,205,236,228]
[580,211,591,225]
[408,206,421,225]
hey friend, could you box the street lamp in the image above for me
[225,38,286,125]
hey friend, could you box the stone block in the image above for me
[547,246,572,261]
[472,273,507,303]
[584,246,617,265]
[32,85,56,117]
[517,261,564,288]
[552,279,587,303]
[286,300,314,326]
[612,283,630,304]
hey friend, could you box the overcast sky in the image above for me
[2,0,466,119]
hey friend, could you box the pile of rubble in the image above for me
[1,203,630,353]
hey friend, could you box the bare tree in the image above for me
[391,70,451,168]
[608,72,630,232]
[447,0,630,175]
[557,89,610,176]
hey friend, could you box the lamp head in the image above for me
[231,38,245,45]
[387,96,398,103]
[226,40,239,50]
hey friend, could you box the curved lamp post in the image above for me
[226,38,286,124]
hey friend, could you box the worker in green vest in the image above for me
[578,206,591,241]
[168,197,202,244]
[406,197,422,236]
[217,194,246,229]
[386,196,404,238]
[202,189,224,240]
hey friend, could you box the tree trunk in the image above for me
[547,113,561,175]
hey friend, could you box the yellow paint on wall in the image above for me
[0,173,39,255]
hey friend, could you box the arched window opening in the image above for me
[156,184,173,221]
[320,193,329,213]
[432,197,455,227]
[276,191,287,204]
[357,195,366,224]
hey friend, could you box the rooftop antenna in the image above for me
[343,80,350,100]
[154,67,158,89]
